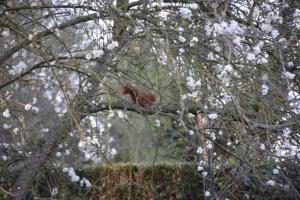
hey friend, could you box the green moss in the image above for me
[79,163,202,199]
[1,163,297,199]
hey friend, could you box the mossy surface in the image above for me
[85,162,203,200]
[0,162,298,199]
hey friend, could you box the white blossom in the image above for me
[253,41,264,54]
[258,57,268,64]
[3,109,10,118]
[205,191,211,197]
[24,104,32,111]
[190,3,198,10]
[196,147,203,154]
[28,34,34,40]
[178,27,184,33]
[2,143,9,148]
[107,41,119,50]
[186,76,200,89]
[213,23,224,35]
[178,35,186,43]
[80,179,84,186]
[294,9,300,17]
[32,97,37,104]
[41,128,49,133]
[204,23,213,36]
[56,152,62,157]
[188,113,195,118]
[207,142,213,149]
[2,155,8,161]
[181,94,188,100]
[65,149,70,155]
[179,7,192,20]
[81,178,92,188]
[247,53,256,61]
[233,36,242,46]
[3,123,11,129]
[108,110,115,118]
[85,53,92,60]
[189,130,194,135]
[227,20,244,35]
[210,21,244,36]
[210,132,216,140]
[208,113,218,120]
[261,23,273,33]
[207,52,215,60]
[197,165,203,171]
[266,180,275,186]
[190,36,198,46]
[223,64,232,72]
[92,49,104,57]
[51,188,58,197]
[253,7,260,19]
[13,128,19,135]
[282,71,295,80]
[32,106,39,113]
[9,61,27,75]
[67,167,80,182]
[273,169,279,175]
[282,128,291,137]
[2,28,10,37]
[71,175,80,182]
[271,29,279,38]
[89,117,97,128]
[261,84,269,96]
[111,148,117,156]
[278,38,287,44]
[260,143,266,150]
[155,119,160,127]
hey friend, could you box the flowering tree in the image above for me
[0,0,299,199]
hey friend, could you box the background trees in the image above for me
[0,0,299,199]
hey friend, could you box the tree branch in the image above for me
[0,13,101,67]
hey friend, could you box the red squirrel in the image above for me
[119,84,156,108]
